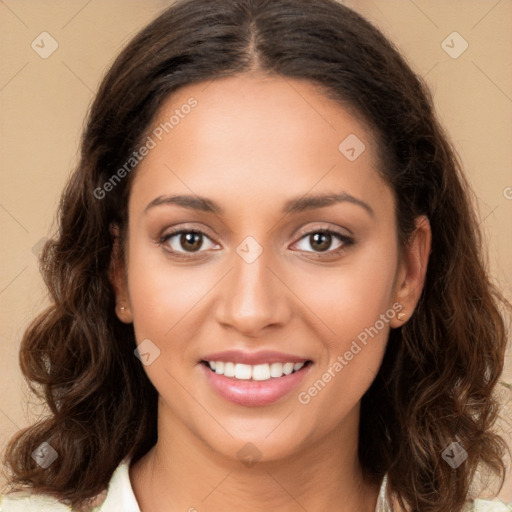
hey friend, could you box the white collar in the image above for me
[96,459,140,511]
[102,460,391,512]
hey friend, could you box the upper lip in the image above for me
[201,350,310,365]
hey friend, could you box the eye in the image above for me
[158,227,353,259]
[292,229,353,255]
[160,229,218,255]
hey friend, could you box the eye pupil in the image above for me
[181,232,203,251]
[310,232,331,252]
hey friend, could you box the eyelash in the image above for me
[158,227,354,260]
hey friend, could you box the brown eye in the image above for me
[293,229,354,256]
[180,232,203,252]
[160,229,218,255]
[309,232,332,252]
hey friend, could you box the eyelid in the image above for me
[294,222,352,240]
[159,223,216,242]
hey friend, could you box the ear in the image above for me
[389,215,431,328]
[109,222,133,324]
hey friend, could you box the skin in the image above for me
[111,73,431,512]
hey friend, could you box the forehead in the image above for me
[130,73,392,218]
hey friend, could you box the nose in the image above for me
[214,247,292,337]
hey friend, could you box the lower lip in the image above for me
[200,363,311,407]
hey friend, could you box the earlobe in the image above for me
[390,215,431,328]
[115,303,133,323]
[109,222,133,324]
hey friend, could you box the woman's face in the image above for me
[114,73,429,463]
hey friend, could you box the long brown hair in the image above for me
[3,1,509,510]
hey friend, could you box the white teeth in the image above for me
[234,363,252,380]
[270,362,283,377]
[283,362,294,375]
[207,360,306,381]
[223,361,235,377]
[252,364,271,381]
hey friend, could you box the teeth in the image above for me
[234,363,252,380]
[224,361,235,377]
[270,362,283,378]
[283,362,294,375]
[206,361,306,381]
[252,364,270,381]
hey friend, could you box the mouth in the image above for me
[200,359,312,381]
[198,352,313,407]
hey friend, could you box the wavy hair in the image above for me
[3,0,510,510]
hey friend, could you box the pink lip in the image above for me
[199,361,312,407]
[201,350,310,365]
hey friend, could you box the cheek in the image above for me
[293,238,398,414]
[295,337,387,440]
[126,238,216,340]
[292,237,399,346]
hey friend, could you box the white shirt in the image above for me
[1,460,510,511]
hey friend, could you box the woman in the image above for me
[1,0,510,510]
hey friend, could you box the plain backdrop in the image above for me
[1,0,511,502]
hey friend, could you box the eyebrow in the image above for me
[144,192,374,217]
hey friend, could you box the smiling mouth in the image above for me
[201,360,313,381]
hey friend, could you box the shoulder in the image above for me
[469,499,512,511]
[0,491,72,511]
[376,475,511,512]
[0,459,140,512]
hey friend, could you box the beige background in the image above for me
[1,0,511,502]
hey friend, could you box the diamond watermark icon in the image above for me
[134,338,161,366]
[441,441,468,469]
[441,32,468,59]
[31,237,48,258]
[237,442,262,468]
[31,442,58,469]
[338,134,366,161]
[31,32,59,59]
[236,236,263,264]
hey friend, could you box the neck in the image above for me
[130,403,380,512]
